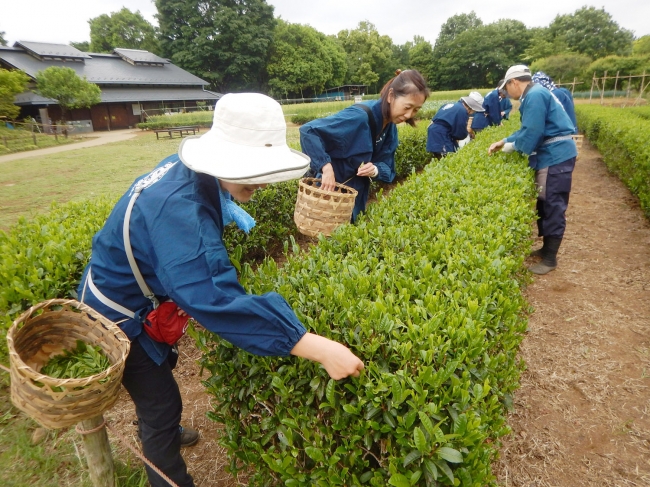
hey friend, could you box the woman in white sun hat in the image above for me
[78,93,364,487]
[426,91,485,159]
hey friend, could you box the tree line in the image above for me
[3,3,650,98]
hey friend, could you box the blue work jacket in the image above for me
[426,101,469,154]
[505,83,577,170]
[500,97,513,120]
[471,89,502,130]
[299,100,398,219]
[78,155,306,365]
[553,87,577,134]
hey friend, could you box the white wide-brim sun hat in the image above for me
[179,93,310,184]
[461,91,485,112]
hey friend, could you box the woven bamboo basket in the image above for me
[572,134,584,159]
[294,177,358,237]
[7,299,130,429]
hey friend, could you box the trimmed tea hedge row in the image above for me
[194,124,536,486]
[575,105,650,217]
[137,111,214,130]
[289,101,454,126]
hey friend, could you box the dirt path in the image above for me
[105,138,650,486]
[0,128,140,164]
[495,139,650,486]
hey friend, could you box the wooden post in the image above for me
[33,132,37,145]
[601,71,607,105]
[589,72,595,103]
[572,77,577,95]
[627,74,632,100]
[636,71,647,106]
[78,415,115,487]
[614,71,619,99]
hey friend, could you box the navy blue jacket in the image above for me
[505,84,577,170]
[500,97,513,120]
[78,155,306,365]
[426,101,469,154]
[299,100,397,218]
[553,87,577,134]
[471,89,502,130]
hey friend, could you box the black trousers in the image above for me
[535,157,576,238]
[121,340,194,487]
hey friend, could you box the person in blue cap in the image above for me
[488,65,578,275]
[426,91,484,159]
[531,71,577,133]
[78,93,364,487]
[470,82,504,134]
[299,69,429,222]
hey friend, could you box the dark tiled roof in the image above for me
[14,87,222,105]
[15,41,91,59]
[114,48,169,65]
[0,43,207,86]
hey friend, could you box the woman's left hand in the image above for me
[357,162,378,178]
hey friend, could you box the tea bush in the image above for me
[576,105,650,217]
[137,111,214,130]
[195,123,536,486]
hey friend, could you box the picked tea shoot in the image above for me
[40,340,110,379]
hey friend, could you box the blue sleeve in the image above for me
[487,93,502,125]
[505,92,546,155]
[558,89,577,133]
[451,107,469,140]
[149,195,306,357]
[372,124,398,183]
[299,108,369,174]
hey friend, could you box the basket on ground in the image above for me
[7,299,130,429]
[572,134,584,159]
[294,177,358,237]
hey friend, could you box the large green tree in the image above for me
[548,7,634,59]
[156,0,275,92]
[633,35,650,56]
[530,53,592,84]
[266,21,346,98]
[88,8,159,53]
[35,67,101,122]
[0,69,29,120]
[70,41,90,52]
[336,21,396,91]
[408,38,435,84]
[432,19,530,90]
[522,27,569,63]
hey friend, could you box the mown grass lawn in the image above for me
[0,127,302,230]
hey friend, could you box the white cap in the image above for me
[460,91,485,112]
[179,93,310,184]
[498,65,532,90]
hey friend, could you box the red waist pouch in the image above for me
[143,301,190,345]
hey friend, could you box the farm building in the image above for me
[0,41,222,131]
[317,84,368,101]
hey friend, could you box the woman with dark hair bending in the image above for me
[300,69,429,221]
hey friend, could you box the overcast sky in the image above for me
[1,0,647,48]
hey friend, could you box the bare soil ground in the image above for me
[104,138,650,486]
[495,139,650,486]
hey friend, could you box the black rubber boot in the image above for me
[529,237,562,275]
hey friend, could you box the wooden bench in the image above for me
[154,126,200,139]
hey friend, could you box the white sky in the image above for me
[1,0,647,47]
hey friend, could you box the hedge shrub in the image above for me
[194,123,536,486]
[575,105,650,217]
[137,111,214,130]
